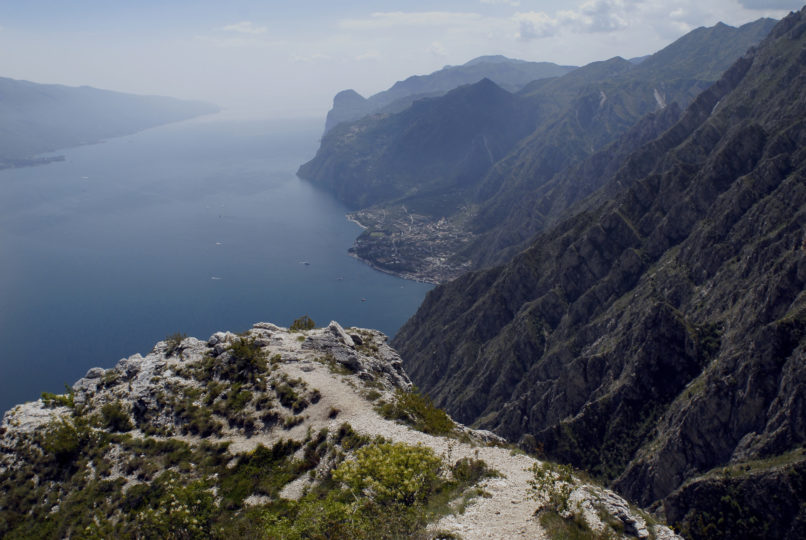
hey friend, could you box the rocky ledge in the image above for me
[1,321,678,539]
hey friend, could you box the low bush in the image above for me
[41,386,75,409]
[222,337,267,382]
[164,332,187,356]
[290,315,316,332]
[529,461,574,514]
[276,383,308,413]
[377,387,455,436]
[333,441,442,505]
[132,474,216,538]
[282,415,305,429]
[100,401,133,432]
[451,456,498,485]
[40,418,89,465]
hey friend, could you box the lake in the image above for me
[0,114,433,414]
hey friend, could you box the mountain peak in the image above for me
[463,55,526,66]
[333,88,365,105]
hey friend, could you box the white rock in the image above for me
[253,322,281,332]
[84,367,105,379]
[327,321,355,348]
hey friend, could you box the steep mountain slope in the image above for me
[465,102,684,267]
[393,9,806,538]
[300,19,776,283]
[0,322,679,539]
[467,17,778,263]
[324,55,575,132]
[633,19,776,81]
[0,78,218,167]
[301,78,539,211]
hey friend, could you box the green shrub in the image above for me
[254,393,273,410]
[164,332,187,356]
[276,383,308,413]
[41,419,87,465]
[178,402,222,437]
[263,440,446,540]
[333,441,442,505]
[282,415,305,429]
[451,456,498,484]
[218,440,302,508]
[100,402,133,432]
[290,315,316,332]
[364,389,382,401]
[41,386,74,409]
[205,380,225,405]
[227,388,253,413]
[100,370,120,388]
[224,337,266,382]
[133,475,216,539]
[334,423,370,451]
[538,509,606,540]
[377,387,455,436]
[529,462,575,514]
[263,491,370,540]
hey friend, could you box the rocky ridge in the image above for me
[1,321,678,539]
[324,56,575,133]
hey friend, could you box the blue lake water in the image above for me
[0,114,432,414]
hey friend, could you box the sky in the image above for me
[0,0,802,118]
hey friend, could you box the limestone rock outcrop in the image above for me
[0,321,678,539]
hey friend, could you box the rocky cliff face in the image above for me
[393,8,806,539]
[301,78,541,212]
[0,321,678,539]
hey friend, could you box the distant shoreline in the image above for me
[345,212,440,285]
[346,248,439,286]
[0,155,65,171]
[346,213,368,230]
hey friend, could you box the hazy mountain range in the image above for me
[0,78,218,168]
[324,55,576,133]
[299,17,777,283]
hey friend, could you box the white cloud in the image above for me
[290,52,331,63]
[566,0,629,33]
[220,21,267,35]
[196,35,265,48]
[516,0,630,40]
[737,0,802,8]
[355,51,381,61]
[430,41,448,57]
[339,11,483,30]
[480,0,521,6]
[515,12,560,39]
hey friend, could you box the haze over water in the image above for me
[0,114,432,414]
